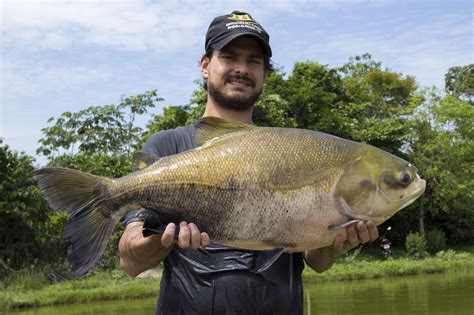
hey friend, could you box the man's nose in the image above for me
[233,60,250,75]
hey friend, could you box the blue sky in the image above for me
[1,0,472,166]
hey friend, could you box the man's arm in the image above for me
[304,221,379,273]
[119,221,210,277]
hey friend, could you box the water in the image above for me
[304,271,474,315]
[7,272,474,315]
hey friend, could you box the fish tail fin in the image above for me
[32,167,119,278]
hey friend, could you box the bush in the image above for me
[426,229,447,254]
[435,249,470,260]
[405,232,428,259]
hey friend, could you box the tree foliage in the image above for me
[0,140,67,277]
[407,88,474,243]
[445,64,474,104]
[37,90,162,159]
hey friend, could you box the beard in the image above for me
[208,75,262,111]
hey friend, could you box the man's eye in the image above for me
[250,59,263,64]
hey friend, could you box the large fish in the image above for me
[33,117,426,278]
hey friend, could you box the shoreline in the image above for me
[2,251,473,312]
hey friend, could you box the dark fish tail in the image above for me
[32,167,119,278]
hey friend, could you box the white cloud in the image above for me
[1,0,211,52]
[1,0,370,52]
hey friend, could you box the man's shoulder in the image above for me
[147,123,195,142]
[143,122,199,157]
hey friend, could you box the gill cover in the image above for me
[336,156,378,219]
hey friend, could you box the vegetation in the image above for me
[0,54,472,285]
[405,232,429,259]
[302,249,474,283]
[0,270,159,311]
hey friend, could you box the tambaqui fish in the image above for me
[33,117,426,278]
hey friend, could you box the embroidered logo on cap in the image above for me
[228,13,256,23]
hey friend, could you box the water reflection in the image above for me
[304,271,474,315]
[5,297,157,315]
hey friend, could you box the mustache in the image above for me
[225,74,255,87]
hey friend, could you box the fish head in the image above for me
[336,145,426,223]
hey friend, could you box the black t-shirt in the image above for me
[124,121,305,315]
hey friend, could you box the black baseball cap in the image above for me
[205,11,272,57]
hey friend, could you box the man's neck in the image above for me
[203,99,254,124]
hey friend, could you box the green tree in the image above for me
[0,140,67,277]
[337,54,420,153]
[408,87,474,243]
[445,64,474,104]
[264,61,345,131]
[37,90,162,160]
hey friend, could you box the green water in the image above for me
[304,271,474,315]
[7,272,474,315]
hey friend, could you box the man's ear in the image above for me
[200,55,209,79]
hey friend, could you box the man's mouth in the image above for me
[225,75,254,88]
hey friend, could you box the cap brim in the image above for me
[210,32,272,57]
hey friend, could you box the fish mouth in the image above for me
[378,174,426,203]
[399,177,426,208]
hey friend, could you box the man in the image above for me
[119,11,378,314]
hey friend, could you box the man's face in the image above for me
[201,36,267,111]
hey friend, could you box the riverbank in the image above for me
[1,249,473,312]
[302,249,474,282]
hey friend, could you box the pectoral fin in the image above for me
[327,219,363,231]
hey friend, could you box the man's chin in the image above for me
[209,82,262,111]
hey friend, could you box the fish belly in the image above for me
[136,183,346,252]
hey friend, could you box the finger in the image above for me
[161,223,176,248]
[366,221,379,241]
[356,221,370,244]
[333,235,344,251]
[188,223,201,250]
[200,232,210,248]
[346,224,360,248]
[178,221,190,248]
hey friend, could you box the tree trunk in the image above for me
[418,206,425,235]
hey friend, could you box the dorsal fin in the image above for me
[195,116,256,145]
[133,152,160,170]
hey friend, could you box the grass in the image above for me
[302,249,474,283]
[1,248,473,312]
[0,270,159,311]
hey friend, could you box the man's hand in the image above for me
[161,221,211,250]
[347,220,378,247]
[305,221,379,273]
[119,221,210,277]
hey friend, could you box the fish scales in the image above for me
[107,128,359,250]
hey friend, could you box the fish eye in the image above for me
[400,172,412,186]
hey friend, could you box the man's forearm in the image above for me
[119,221,172,277]
[304,246,338,273]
